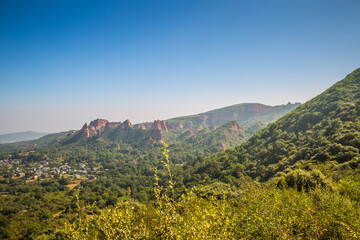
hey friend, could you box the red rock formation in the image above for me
[220,121,244,135]
[176,122,184,129]
[121,119,133,128]
[89,126,97,134]
[80,123,89,138]
[108,122,121,127]
[105,122,110,131]
[97,129,101,139]
[165,122,174,130]
[150,128,162,142]
[143,123,152,129]
[89,119,109,130]
[151,120,168,132]
[104,121,122,131]
[134,123,146,130]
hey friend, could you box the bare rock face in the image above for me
[229,121,244,134]
[105,121,122,131]
[220,121,244,135]
[134,123,147,130]
[109,122,121,127]
[105,122,110,131]
[150,128,162,142]
[89,119,109,130]
[174,122,184,129]
[80,123,90,138]
[67,130,76,137]
[89,126,97,134]
[121,119,133,128]
[151,120,168,132]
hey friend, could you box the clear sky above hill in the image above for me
[0,0,359,134]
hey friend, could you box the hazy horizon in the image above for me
[1,0,360,134]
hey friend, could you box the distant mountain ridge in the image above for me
[0,102,300,152]
[0,131,48,143]
[203,67,360,182]
[167,102,301,127]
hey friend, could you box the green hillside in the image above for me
[49,68,360,240]
[167,102,300,127]
[226,68,360,181]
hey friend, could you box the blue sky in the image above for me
[0,0,360,134]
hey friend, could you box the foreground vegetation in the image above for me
[51,177,360,239]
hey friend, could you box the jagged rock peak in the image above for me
[80,123,90,138]
[89,119,109,130]
[151,120,168,132]
[121,119,133,128]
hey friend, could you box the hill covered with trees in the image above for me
[51,68,360,239]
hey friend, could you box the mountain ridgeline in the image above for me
[0,131,48,144]
[0,102,299,154]
[51,68,360,240]
[196,68,360,183]
[57,102,300,157]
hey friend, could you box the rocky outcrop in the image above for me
[134,123,147,130]
[151,120,168,132]
[175,122,184,129]
[121,119,133,129]
[104,121,122,131]
[97,129,101,139]
[150,128,162,142]
[89,119,109,130]
[80,123,89,138]
[220,121,244,135]
[109,122,121,127]
[165,122,174,130]
[89,126,97,134]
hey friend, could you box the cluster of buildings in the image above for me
[0,156,97,180]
